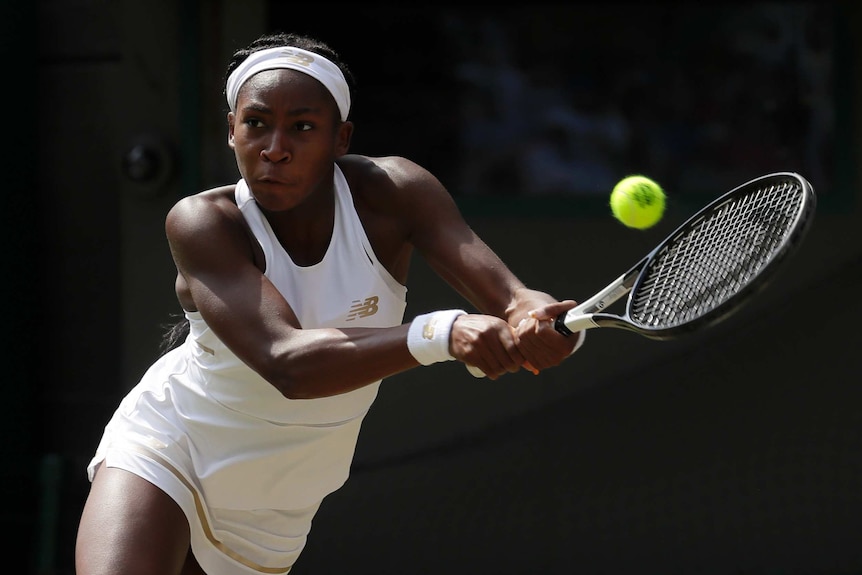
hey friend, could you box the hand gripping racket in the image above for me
[468,172,816,377]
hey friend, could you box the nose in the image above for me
[260,131,291,163]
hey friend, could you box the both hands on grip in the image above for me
[452,300,583,379]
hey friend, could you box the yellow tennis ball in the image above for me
[610,175,666,229]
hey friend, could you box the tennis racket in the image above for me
[468,171,816,377]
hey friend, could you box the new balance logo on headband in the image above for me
[226,45,351,120]
[346,296,379,321]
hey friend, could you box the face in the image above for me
[228,68,352,212]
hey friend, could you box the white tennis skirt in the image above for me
[87,342,375,574]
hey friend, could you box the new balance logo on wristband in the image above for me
[422,317,438,339]
[406,309,466,366]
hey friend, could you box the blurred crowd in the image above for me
[442,3,834,197]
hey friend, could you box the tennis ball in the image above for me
[610,175,665,229]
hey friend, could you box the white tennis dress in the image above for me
[87,165,408,574]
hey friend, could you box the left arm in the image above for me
[383,157,581,375]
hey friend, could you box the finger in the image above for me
[475,330,525,379]
[508,324,540,375]
[516,317,575,370]
[527,300,578,322]
[519,339,557,372]
[456,316,531,378]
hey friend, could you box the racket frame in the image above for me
[555,172,816,340]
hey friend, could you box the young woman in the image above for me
[75,31,585,575]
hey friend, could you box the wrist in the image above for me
[407,309,466,365]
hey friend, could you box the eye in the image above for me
[244,118,265,129]
[295,122,313,132]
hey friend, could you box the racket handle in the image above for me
[467,364,485,378]
[466,361,539,378]
[468,314,590,378]
[556,311,599,335]
[554,312,575,336]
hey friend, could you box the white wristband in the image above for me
[407,309,466,366]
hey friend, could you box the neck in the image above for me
[263,186,336,267]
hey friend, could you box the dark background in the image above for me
[7,1,861,574]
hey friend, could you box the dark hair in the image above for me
[159,313,189,355]
[223,31,356,101]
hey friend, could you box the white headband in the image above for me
[226,46,351,121]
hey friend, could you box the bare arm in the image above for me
[388,158,580,376]
[166,192,418,399]
[167,156,580,400]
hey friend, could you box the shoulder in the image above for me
[337,154,468,259]
[167,185,239,229]
[166,183,262,271]
[338,154,440,187]
[337,154,449,213]
[165,184,249,246]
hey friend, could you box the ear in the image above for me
[227,112,236,149]
[335,121,354,157]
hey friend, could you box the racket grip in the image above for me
[467,313,587,377]
[465,361,539,378]
[467,364,485,378]
[554,312,575,336]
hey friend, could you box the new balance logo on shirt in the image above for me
[346,296,379,321]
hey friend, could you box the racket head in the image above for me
[599,172,816,339]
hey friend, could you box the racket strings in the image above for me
[630,180,805,328]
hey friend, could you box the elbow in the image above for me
[279,383,319,401]
[257,359,319,400]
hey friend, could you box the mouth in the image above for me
[258,175,293,186]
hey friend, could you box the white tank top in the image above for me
[237,165,407,331]
[187,165,407,422]
[89,166,409,571]
[181,165,407,508]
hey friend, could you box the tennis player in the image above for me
[75,31,585,575]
